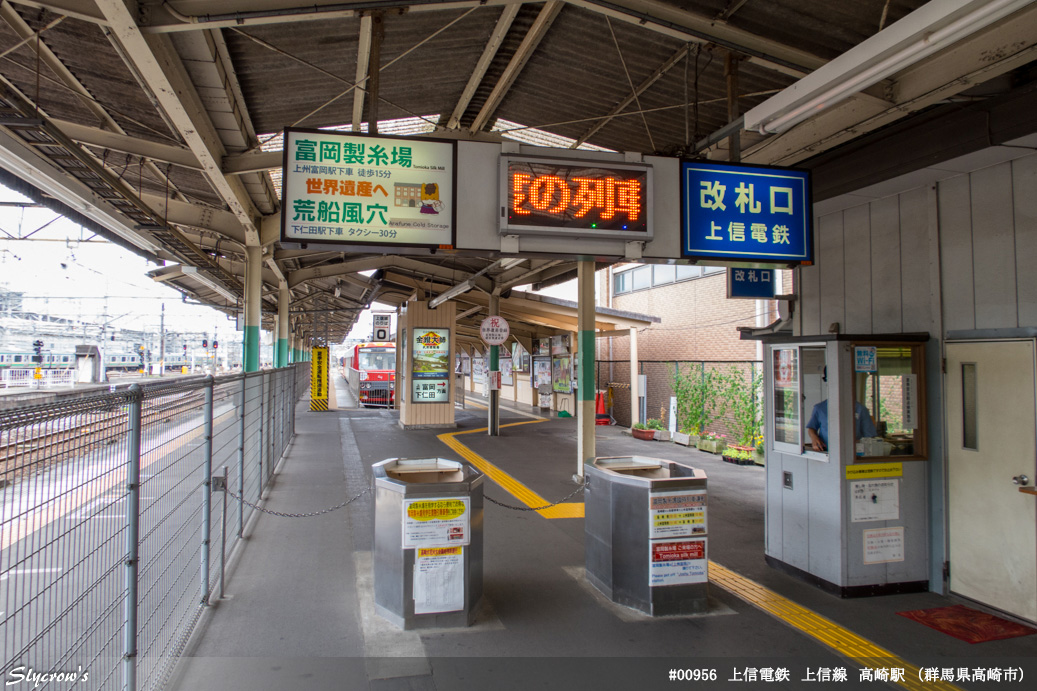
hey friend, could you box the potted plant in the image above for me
[673,427,696,446]
[649,417,669,441]
[721,446,754,464]
[631,422,655,441]
[696,432,727,454]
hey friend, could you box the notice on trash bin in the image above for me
[413,546,464,614]
[649,539,708,586]
[649,490,707,539]
[402,497,470,548]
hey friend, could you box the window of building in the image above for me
[676,265,701,281]
[613,263,725,296]
[652,264,675,286]
[614,270,631,295]
[631,266,651,291]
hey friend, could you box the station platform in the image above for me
[169,376,1037,691]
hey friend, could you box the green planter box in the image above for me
[696,439,726,454]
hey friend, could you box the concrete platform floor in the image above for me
[169,377,1037,690]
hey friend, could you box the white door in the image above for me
[946,340,1037,622]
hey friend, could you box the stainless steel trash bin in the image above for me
[372,457,484,629]
[585,456,709,615]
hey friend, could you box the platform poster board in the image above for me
[310,346,329,411]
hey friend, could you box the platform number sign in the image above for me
[373,313,392,341]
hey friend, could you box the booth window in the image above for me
[772,347,802,451]
[852,343,927,459]
[771,345,828,456]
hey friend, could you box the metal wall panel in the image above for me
[819,214,845,333]
[799,230,822,336]
[899,188,931,333]
[1014,155,1037,326]
[971,163,1018,329]
[870,196,903,333]
[778,454,810,571]
[843,204,873,334]
[938,175,976,332]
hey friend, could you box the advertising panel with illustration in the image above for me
[282,128,456,248]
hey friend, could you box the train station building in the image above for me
[2,1,1037,689]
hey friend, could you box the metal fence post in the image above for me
[237,375,245,537]
[265,372,273,483]
[201,375,214,606]
[258,374,266,496]
[123,384,143,691]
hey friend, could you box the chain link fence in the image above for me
[1,364,308,690]
[596,360,761,440]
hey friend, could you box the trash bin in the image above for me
[585,456,709,615]
[372,457,484,629]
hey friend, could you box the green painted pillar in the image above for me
[243,245,261,372]
[276,283,289,368]
[488,294,500,436]
[576,260,596,477]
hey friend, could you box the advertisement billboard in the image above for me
[282,128,456,249]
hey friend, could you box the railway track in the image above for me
[0,387,231,486]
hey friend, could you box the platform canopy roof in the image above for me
[1,0,1035,343]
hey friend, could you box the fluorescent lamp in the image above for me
[183,266,237,302]
[428,278,475,309]
[743,0,1032,134]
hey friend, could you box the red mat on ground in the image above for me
[896,605,1037,644]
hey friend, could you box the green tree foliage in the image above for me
[719,365,763,447]
[673,363,727,436]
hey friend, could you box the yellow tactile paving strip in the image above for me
[437,421,585,519]
[707,561,963,691]
[439,416,962,687]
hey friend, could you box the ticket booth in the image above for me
[761,334,930,596]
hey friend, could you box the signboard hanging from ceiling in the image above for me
[499,155,653,240]
[281,128,456,249]
[681,161,811,264]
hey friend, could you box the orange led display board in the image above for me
[499,156,653,239]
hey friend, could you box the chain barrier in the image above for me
[218,479,585,516]
[483,481,585,512]
[222,486,370,518]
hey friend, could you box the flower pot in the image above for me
[673,431,691,446]
[632,428,655,441]
[696,439,726,454]
[755,449,765,467]
[654,430,671,442]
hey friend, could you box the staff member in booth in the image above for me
[805,368,877,452]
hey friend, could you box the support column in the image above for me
[630,326,640,429]
[277,283,290,368]
[576,260,595,478]
[243,245,262,372]
[488,293,500,436]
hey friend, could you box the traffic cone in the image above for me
[595,391,610,425]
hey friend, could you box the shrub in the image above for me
[719,366,763,447]
[673,363,726,437]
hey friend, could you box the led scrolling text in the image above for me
[511,173,642,222]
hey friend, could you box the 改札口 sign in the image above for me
[681,161,811,263]
[281,128,455,248]
[500,156,652,239]
[727,268,776,299]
